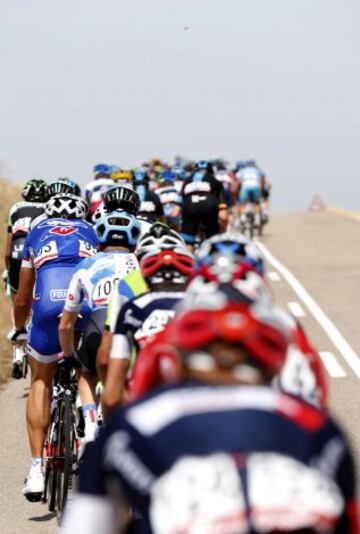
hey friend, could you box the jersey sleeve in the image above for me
[21,233,34,268]
[7,206,14,233]
[105,282,130,333]
[110,302,132,359]
[64,268,86,312]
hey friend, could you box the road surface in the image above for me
[0,209,359,533]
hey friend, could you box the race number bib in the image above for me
[79,240,97,258]
[34,240,58,268]
[12,216,32,235]
[150,454,246,534]
[93,275,120,307]
[135,309,175,345]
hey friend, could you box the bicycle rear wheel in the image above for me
[56,393,76,515]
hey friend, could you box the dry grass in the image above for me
[0,179,21,384]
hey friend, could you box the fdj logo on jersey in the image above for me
[50,226,77,236]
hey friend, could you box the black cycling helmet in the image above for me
[195,160,213,173]
[21,179,48,202]
[57,177,82,197]
[103,186,141,215]
[47,180,79,198]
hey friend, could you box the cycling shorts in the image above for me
[8,258,22,293]
[77,308,107,373]
[181,197,219,244]
[27,266,80,363]
[239,183,261,203]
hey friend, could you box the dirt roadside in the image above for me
[0,179,21,384]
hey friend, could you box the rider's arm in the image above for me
[101,306,132,417]
[59,310,78,357]
[4,232,12,271]
[59,268,85,356]
[14,266,35,329]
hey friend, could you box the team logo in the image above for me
[50,289,68,301]
[49,226,76,236]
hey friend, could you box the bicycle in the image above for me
[43,362,80,518]
[236,202,264,240]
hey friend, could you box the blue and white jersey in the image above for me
[64,251,138,313]
[64,384,355,534]
[237,166,264,186]
[22,218,98,360]
[22,218,98,272]
[111,291,184,359]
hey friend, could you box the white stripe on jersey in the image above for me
[126,386,292,436]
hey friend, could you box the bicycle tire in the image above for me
[57,392,75,514]
[44,465,57,512]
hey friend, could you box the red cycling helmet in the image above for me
[168,302,288,372]
[140,249,194,279]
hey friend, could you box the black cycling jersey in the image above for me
[181,173,227,208]
[138,191,163,222]
[69,384,357,534]
[180,174,227,243]
[7,201,45,260]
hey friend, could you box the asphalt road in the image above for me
[0,209,359,533]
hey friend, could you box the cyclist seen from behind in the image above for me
[180,160,228,249]
[4,179,48,377]
[63,292,358,533]
[10,192,98,502]
[101,223,194,418]
[59,208,141,446]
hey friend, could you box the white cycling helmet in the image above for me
[45,193,88,220]
[136,222,186,260]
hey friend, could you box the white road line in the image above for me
[256,240,360,378]
[268,271,281,282]
[287,301,306,318]
[319,352,347,378]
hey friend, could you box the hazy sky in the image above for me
[1,0,360,211]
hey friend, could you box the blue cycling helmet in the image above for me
[159,171,176,185]
[93,163,111,178]
[195,160,213,171]
[195,233,264,279]
[94,210,141,250]
[235,161,247,171]
[57,177,81,196]
[133,167,149,184]
[172,166,186,180]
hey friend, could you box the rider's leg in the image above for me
[26,356,57,457]
[78,370,98,442]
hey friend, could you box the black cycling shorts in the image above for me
[181,197,219,243]
[76,308,107,373]
[8,258,22,293]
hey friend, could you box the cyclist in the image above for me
[9,192,98,502]
[5,179,48,378]
[189,233,327,406]
[110,168,133,189]
[63,297,357,533]
[133,167,164,222]
[156,171,182,229]
[95,222,185,383]
[180,160,228,249]
[30,179,80,230]
[59,210,141,445]
[236,160,265,227]
[84,163,114,220]
[101,229,194,417]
